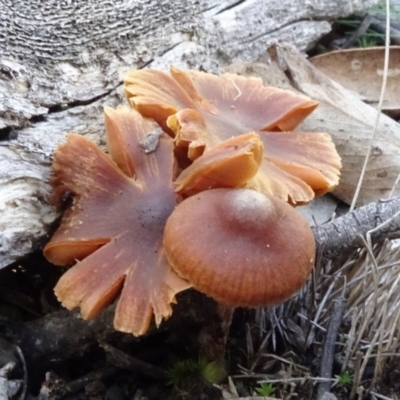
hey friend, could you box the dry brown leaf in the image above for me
[310,46,400,115]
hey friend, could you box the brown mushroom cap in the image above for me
[163,188,316,306]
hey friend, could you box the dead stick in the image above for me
[369,17,400,45]
[369,12,400,31]
[312,196,400,260]
[101,342,166,380]
[317,298,346,400]
[342,14,373,49]
[66,366,119,393]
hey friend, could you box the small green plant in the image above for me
[172,388,190,399]
[255,382,276,397]
[334,18,386,48]
[335,370,353,387]
[357,34,381,48]
[167,358,226,391]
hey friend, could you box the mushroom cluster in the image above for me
[44,68,341,336]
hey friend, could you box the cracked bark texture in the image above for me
[0,0,378,268]
[313,196,400,260]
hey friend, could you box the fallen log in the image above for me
[0,0,379,269]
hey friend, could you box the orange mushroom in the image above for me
[163,188,316,306]
[174,132,264,197]
[125,68,342,204]
[44,106,190,336]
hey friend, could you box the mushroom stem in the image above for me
[198,304,235,361]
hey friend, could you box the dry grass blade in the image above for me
[350,351,363,399]
[16,345,27,400]
[370,391,397,400]
[253,238,400,396]
[317,298,346,399]
[350,0,391,211]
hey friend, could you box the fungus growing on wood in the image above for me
[125,68,341,204]
[163,188,316,306]
[43,106,190,336]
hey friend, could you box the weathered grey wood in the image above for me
[0,0,377,129]
[0,0,378,268]
[313,196,400,260]
[0,91,122,268]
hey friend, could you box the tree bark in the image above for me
[313,196,400,259]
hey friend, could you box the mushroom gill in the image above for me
[43,106,190,336]
[125,68,342,204]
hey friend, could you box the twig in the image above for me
[357,13,400,45]
[388,170,400,198]
[350,351,363,400]
[370,392,395,400]
[369,17,400,45]
[255,376,335,384]
[317,298,346,400]
[313,196,400,260]
[306,278,336,348]
[101,342,166,380]
[347,236,380,372]
[342,14,373,49]
[65,366,119,393]
[369,12,400,31]
[341,312,359,373]
[15,345,27,400]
